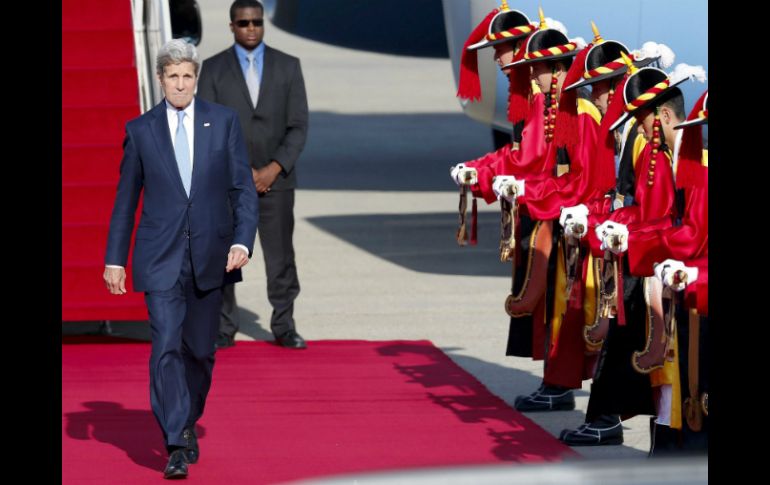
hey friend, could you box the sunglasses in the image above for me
[234,18,264,27]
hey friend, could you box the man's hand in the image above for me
[596,221,629,254]
[103,266,127,295]
[226,247,250,272]
[559,204,589,237]
[252,161,282,193]
[450,163,477,186]
[492,175,523,202]
[654,258,698,291]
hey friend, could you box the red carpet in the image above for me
[62,0,147,320]
[63,340,577,483]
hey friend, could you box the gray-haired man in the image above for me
[103,39,258,478]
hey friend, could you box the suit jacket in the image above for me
[197,44,308,191]
[104,98,259,292]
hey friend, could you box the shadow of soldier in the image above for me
[376,342,577,462]
[306,212,508,277]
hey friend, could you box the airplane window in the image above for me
[170,0,202,46]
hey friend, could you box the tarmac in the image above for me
[64,0,654,466]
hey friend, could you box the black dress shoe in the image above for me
[514,384,575,412]
[163,449,189,479]
[559,414,623,446]
[215,334,234,349]
[276,330,307,349]
[182,427,199,464]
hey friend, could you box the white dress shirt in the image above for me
[106,98,248,270]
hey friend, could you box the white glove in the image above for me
[654,259,699,291]
[450,163,478,186]
[559,204,589,237]
[492,175,525,202]
[595,221,629,254]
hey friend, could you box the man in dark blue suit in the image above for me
[103,39,258,479]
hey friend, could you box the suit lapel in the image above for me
[149,102,188,198]
[190,98,211,200]
[256,45,275,112]
[225,46,255,111]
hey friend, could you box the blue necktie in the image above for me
[175,110,192,196]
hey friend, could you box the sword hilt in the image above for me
[608,232,626,249]
[569,222,585,237]
[672,269,688,286]
[501,182,518,198]
[459,168,478,185]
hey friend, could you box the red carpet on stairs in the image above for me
[63,340,577,484]
[62,0,147,321]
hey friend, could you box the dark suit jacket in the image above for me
[197,44,308,191]
[104,98,259,292]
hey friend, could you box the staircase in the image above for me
[62,0,147,320]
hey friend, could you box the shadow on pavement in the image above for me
[306,211,511,277]
[299,111,493,191]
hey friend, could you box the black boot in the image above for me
[514,384,575,411]
[649,416,683,457]
[559,414,623,446]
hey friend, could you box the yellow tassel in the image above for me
[620,51,638,75]
[591,21,604,44]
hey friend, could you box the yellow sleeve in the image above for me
[632,129,647,169]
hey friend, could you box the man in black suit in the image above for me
[197,0,309,350]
